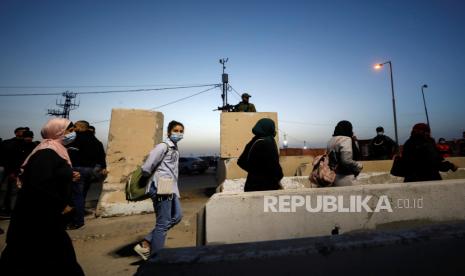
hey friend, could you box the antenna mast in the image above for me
[47,91,79,119]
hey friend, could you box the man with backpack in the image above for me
[369,126,398,160]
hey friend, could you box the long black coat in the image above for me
[402,137,454,182]
[238,137,283,191]
[0,149,84,275]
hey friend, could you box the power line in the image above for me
[0,83,217,89]
[0,84,219,97]
[91,85,221,124]
[229,85,243,98]
[150,85,220,110]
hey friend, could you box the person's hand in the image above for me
[451,163,459,172]
[72,171,80,182]
[16,178,23,189]
[101,169,108,176]
[62,205,73,215]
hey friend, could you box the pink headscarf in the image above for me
[22,118,73,167]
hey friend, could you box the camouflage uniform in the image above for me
[234,102,256,112]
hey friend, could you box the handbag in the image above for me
[390,155,405,177]
[156,176,174,195]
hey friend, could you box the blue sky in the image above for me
[1,0,464,155]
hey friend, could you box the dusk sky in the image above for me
[1,0,464,155]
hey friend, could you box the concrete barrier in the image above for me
[220,112,278,158]
[217,158,465,192]
[139,223,465,276]
[201,178,465,245]
[96,109,164,217]
[216,156,313,186]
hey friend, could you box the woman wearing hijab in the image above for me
[238,118,283,191]
[402,123,457,182]
[327,120,363,186]
[0,118,84,275]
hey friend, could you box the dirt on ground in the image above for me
[0,169,217,276]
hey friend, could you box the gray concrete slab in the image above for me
[137,222,465,276]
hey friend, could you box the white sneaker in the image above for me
[134,244,150,260]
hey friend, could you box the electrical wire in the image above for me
[228,85,243,98]
[0,84,219,97]
[0,83,215,89]
[91,84,221,124]
[150,85,220,110]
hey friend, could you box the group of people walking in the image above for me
[0,118,107,275]
[238,119,459,191]
[0,115,461,274]
[0,118,185,274]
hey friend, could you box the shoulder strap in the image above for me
[150,142,170,174]
[247,138,265,162]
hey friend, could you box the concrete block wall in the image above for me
[220,112,278,158]
[202,178,465,245]
[216,155,314,184]
[96,109,164,217]
[217,156,399,185]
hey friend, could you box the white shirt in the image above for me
[141,138,180,197]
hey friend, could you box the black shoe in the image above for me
[66,223,85,230]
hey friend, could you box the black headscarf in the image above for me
[333,120,353,137]
[252,118,276,141]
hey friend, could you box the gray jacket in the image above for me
[327,136,363,176]
[141,139,180,197]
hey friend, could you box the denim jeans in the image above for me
[71,167,94,225]
[144,192,182,258]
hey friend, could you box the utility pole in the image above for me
[47,91,79,118]
[218,58,232,112]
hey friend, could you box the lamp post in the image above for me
[374,61,399,144]
[421,84,430,127]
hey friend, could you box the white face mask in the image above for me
[170,132,183,143]
[62,131,77,145]
[377,132,384,136]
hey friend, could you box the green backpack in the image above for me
[125,143,169,202]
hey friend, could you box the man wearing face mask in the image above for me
[66,120,101,230]
[369,126,398,160]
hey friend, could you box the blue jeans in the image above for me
[71,167,94,226]
[144,193,182,258]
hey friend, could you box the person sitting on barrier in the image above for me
[238,118,283,191]
[402,123,457,183]
[327,120,363,186]
[133,120,184,261]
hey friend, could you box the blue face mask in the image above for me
[62,132,77,145]
[170,132,183,143]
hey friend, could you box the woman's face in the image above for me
[169,125,184,136]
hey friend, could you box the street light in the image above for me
[374,61,399,144]
[421,84,430,127]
